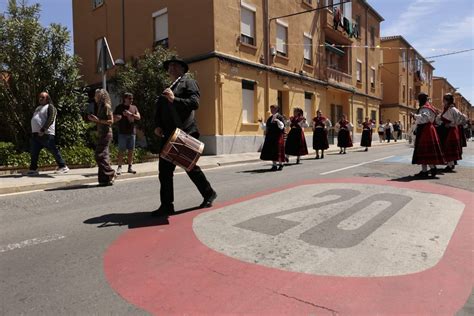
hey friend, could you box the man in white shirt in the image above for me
[27,92,69,175]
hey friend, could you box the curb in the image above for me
[0,141,406,195]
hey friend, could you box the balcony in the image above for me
[320,8,353,45]
[326,67,352,86]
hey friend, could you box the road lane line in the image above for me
[0,234,65,253]
[320,156,394,175]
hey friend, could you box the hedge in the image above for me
[0,142,154,169]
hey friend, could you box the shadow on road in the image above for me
[390,175,441,182]
[46,184,95,191]
[83,206,202,229]
[84,212,170,229]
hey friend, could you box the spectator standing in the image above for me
[377,122,385,143]
[385,119,394,142]
[88,89,116,186]
[393,121,400,142]
[27,92,69,175]
[113,92,141,175]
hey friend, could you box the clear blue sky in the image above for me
[1,0,473,104]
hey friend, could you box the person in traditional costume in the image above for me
[336,114,353,154]
[259,105,286,171]
[312,110,332,159]
[436,94,463,172]
[359,117,375,151]
[411,93,445,178]
[285,107,309,164]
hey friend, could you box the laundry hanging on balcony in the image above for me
[333,7,342,30]
[325,42,345,56]
[351,23,360,39]
[343,17,352,36]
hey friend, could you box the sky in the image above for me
[1,0,473,104]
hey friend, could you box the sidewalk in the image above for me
[0,140,407,194]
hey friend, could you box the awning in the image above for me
[325,42,345,56]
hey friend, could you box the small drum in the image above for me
[160,128,205,172]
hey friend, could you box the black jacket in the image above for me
[154,74,200,139]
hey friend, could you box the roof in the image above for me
[361,0,384,22]
[381,35,435,70]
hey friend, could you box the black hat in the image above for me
[163,56,189,73]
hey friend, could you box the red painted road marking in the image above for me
[104,178,473,315]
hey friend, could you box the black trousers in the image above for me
[159,157,213,206]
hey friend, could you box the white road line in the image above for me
[0,234,66,253]
[320,155,394,175]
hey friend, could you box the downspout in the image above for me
[365,5,369,117]
[122,0,125,60]
[264,0,270,116]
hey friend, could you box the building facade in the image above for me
[380,36,434,133]
[73,0,384,154]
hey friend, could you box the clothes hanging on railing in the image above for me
[333,7,342,30]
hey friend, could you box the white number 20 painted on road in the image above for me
[235,189,412,248]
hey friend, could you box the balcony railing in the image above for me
[326,67,352,86]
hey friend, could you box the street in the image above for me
[1,143,473,315]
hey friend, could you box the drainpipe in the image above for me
[264,0,270,115]
[122,0,125,60]
[364,5,369,118]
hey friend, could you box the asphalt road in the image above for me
[1,142,473,315]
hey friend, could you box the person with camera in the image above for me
[153,57,216,216]
[88,89,116,186]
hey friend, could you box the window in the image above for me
[242,80,255,123]
[409,88,412,102]
[370,67,376,89]
[355,15,361,39]
[401,51,406,70]
[276,20,288,57]
[92,0,104,9]
[240,2,256,46]
[356,60,362,82]
[369,26,375,47]
[304,92,313,119]
[96,38,103,65]
[153,9,168,48]
[357,108,363,123]
[371,110,377,121]
[402,85,406,102]
[303,33,312,65]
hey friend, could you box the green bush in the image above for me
[0,141,154,169]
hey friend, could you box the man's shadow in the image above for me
[83,206,201,229]
[390,175,440,182]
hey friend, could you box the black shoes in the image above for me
[321,154,324,159]
[270,165,278,171]
[200,191,217,208]
[278,164,284,171]
[151,204,175,217]
[315,155,320,159]
[414,171,429,178]
[443,166,455,173]
[429,167,437,177]
[364,148,368,152]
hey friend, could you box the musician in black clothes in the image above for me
[152,56,216,216]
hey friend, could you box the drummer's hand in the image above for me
[163,88,175,103]
[154,127,163,137]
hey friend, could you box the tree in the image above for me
[112,46,175,153]
[0,0,88,150]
